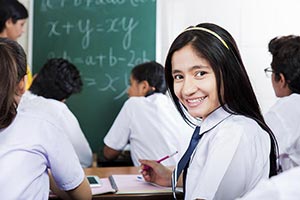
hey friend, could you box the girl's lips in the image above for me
[185,96,206,107]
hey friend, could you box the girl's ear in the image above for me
[140,80,155,96]
[140,80,150,96]
[16,76,26,96]
[5,18,14,28]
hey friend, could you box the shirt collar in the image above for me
[199,106,232,135]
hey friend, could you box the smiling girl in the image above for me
[140,23,278,200]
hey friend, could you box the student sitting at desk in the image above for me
[18,58,93,168]
[0,0,33,89]
[103,61,193,167]
[0,38,91,199]
[264,35,300,171]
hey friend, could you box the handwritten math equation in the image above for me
[47,17,138,50]
[48,48,151,100]
[41,0,156,9]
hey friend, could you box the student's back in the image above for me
[105,93,193,166]
[18,58,93,168]
[0,108,85,199]
[0,37,91,199]
[103,61,193,166]
[19,91,93,168]
[264,35,300,171]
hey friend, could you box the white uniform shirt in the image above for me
[264,93,300,171]
[236,167,300,200]
[0,110,84,199]
[186,107,271,200]
[104,93,194,166]
[18,91,93,168]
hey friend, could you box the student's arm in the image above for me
[49,171,91,200]
[139,159,173,187]
[103,144,122,160]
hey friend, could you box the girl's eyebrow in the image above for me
[172,69,182,74]
[172,65,209,74]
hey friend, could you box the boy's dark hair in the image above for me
[0,0,28,33]
[131,61,167,96]
[268,35,300,94]
[30,58,83,101]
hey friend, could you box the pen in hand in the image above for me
[142,151,178,171]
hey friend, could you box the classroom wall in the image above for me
[156,0,300,113]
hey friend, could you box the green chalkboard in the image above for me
[32,0,156,152]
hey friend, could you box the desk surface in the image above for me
[84,167,183,200]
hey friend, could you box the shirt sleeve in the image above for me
[235,179,279,200]
[103,100,133,150]
[42,122,85,191]
[59,104,93,168]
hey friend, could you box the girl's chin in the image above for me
[187,110,203,118]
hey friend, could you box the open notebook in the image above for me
[91,174,172,195]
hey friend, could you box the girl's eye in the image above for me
[173,74,183,80]
[196,71,207,77]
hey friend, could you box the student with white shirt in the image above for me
[139,23,278,200]
[18,58,93,168]
[264,35,300,171]
[0,38,91,199]
[103,61,193,167]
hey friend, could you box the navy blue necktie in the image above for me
[172,126,203,199]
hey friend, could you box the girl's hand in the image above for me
[139,159,173,187]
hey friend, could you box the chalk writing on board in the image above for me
[48,49,148,100]
[47,17,139,50]
[84,72,129,100]
[48,49,149,68]
[41,0,156,10]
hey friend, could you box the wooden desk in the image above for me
[84,167,183,200]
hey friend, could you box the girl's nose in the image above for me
[182,77,197,96]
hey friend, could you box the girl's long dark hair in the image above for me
[0,38,27,129]
[165,23,278,177]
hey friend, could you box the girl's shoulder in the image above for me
[220,114,267,139]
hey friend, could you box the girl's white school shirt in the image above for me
[264,93,300,171]
[186,107,270,200]
[236,166,300,200]
[104,93,194,166]
[0,110,84,199]
[18,91,93,168]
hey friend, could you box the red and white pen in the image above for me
[143,151,178,171]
